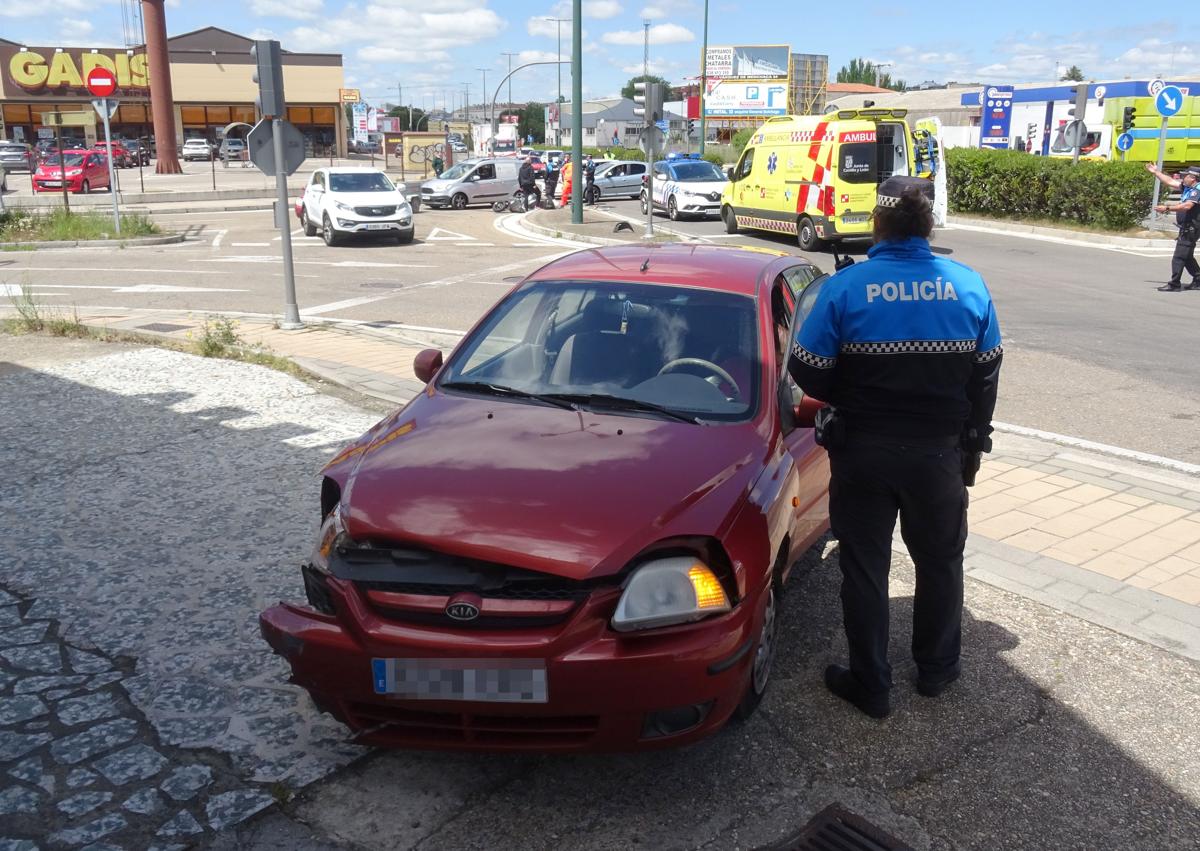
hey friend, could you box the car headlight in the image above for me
[333,201,354,213]
[611,556,731,632]
[398,202,411,215]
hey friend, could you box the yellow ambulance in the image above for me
[721,108,922,250]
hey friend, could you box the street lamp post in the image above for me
[476,68,488,151]
[543,17,569,145]
[874,61,894,90]
[571,0,583,224]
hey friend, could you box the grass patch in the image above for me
[4,283,86,335]
[0,209,159,242]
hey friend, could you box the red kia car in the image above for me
[261,244,832,751]
[32,149,111,194]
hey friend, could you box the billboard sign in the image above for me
[2,44,148,98]
[978,85,1014,149]
[352,102,369,146]
[704,80,789,117]
[704,45,790,81]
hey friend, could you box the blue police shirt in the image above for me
[789,237,1003,439]
[1178,184,1200,228]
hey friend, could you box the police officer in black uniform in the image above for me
[789,176,1003,719]
[1146,163,1200,291]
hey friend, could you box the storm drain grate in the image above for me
[136,322,190,333]
[765,804,913,851]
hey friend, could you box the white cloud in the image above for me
[359,45,450,63]
[527,17,562,38]
[285,2,506,55]
[61,19,94,41]
[602,23,694,45]
[518,49,564,64]
[251,0,324,18]
[620,61,671,75]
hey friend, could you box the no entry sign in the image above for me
[85,67,118,98]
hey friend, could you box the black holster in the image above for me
[814,406,846,449]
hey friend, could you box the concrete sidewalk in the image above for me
[6,304,1199,665]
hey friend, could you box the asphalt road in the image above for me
[2,199,1198,462]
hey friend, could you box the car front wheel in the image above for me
[722,206,739,234]
[639,192,648,215]
[80,180,90,194]
[322,214,339,247]
[451,193,468,210]
[395,229,414,245]
[735,585,777,720]
[301,206,318,237]
[667,196,680,221]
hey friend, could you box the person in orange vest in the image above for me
[559,154,574,208]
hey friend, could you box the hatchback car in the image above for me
[32,149,110,193]
[0,142,37,173]
[301,167,414,245]
[260,244,831,752]
[586,159,648,203]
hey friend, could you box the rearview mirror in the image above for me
[792,395,825,429]
[413,349,443,384]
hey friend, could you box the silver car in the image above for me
[420,158,521,210]
[0,142,36,173]
[586,159,648,202]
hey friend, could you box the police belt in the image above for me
[843,430,961,449]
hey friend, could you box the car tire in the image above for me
[722,206,739,234]
[80,180,90,195]
[798,216,825,252]
[639,191,648,215]
[395,229,414,245]
[322,214,339,247]
[451,193,468,210]
[301,207,318,237]
[668,196,680,221]
[734,584,777,721]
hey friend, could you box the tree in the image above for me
[516,102,546,143]
[1061,65,1084,82]
[621,74,672,100]
[386,105,428,130]
[836,57,906,92]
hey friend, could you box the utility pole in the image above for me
[874,61,893,90]
[544,17,569,145]
[476,68,488,151]
[700,0,708,155]
[502,53,517,113]
[571,0,583,224]
[643,20,650,79]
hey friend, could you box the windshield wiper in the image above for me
[541,393,703,424]
[439,381,576,410]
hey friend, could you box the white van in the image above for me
[420,158,521,209]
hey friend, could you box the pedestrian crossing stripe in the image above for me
[425,227,476,241]
[735,215,797,235]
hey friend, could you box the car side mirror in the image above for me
[725,166,736,181]
[792,395,825,429]
[413,348,443,384]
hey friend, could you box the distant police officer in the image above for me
[1146,163,1200,291]
[789,176,1003,719]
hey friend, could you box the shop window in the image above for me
[116,104,148,123]
[288,107,313,125]
[206,105,231,124]
[311,107,335,125]
[231,106,256,124]
[3,104,31,123]
[181,106,206,125]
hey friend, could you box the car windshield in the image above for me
[329,172,394,192]
[43,154,85,166]
[439,163,472,180]
[440,280,760,422]
[670,161,726,182]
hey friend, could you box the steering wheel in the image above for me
[657,358,740,397]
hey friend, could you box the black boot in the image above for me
[916,669,961,697]
[1158,283,1182,291]
[824,664,890,718]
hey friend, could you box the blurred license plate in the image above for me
[842,214,869,224]
[372,658,548,703]
[42,181,61,187]
[364,223,392,230]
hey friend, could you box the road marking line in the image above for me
[994,421,1200,476]
[231,242,270,247]
[1,267,223,275]
[425,227,476,241]
[211,229,227,248]
[332,261,434,268]
[455,242,495,246]
[305,295,400,316]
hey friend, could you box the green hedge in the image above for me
[945,148,1155,231]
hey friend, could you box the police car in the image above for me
[640,153,729,221]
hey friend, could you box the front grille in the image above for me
[354,205,397,216]
[356,579,589,601]
[346,702,600,747]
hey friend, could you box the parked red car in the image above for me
[93,141,133,168]
[32,149,111,194]
[261,244,832,752]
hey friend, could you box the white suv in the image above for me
[301,167,414,246]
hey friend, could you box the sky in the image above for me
[2,0,1199,111]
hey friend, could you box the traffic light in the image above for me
[688,119,696,135]
[633,81,665,126]
[1122,105,1137,132]
[1027,122,1038,140]
[250,40,286,118]
[1067,84,1088,120]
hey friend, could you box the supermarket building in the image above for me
[0,27,347,155]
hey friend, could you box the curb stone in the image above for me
[0,234,185,251]
[946,215,1175,248]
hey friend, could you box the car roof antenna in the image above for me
[640,257,650,272]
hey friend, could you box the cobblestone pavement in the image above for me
[1,347,380,848]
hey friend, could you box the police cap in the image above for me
[1184,166,1200,177]
[876,176,935,209]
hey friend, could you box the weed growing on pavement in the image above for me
[0,209,159,242]
[194,315,242,358]
[8,283,45,331]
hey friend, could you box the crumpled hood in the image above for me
[339,393,764,580]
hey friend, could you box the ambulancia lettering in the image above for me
[839,131,876,143]
[865,279,959,303]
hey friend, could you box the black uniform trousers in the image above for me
[828,432,969,695]
[1169,226,1199,285]
[544,174,558,207]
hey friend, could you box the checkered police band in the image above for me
[876,194,902,209]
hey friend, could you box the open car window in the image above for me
[440,280,762,423]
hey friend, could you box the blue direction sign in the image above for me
[1116,132,1134,152]
[655,119,669,133]
[1155,85,1184,117]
